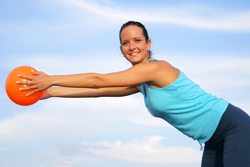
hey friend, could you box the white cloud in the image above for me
[0,96,144,142]
[55,0,250,32]
[131,117,171,128]
[1,89,167,143]
[54,136,202,164]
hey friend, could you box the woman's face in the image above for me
[120,25,151,65]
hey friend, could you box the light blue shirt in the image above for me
[140,58,229,144]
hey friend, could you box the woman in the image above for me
[18,21,250,166]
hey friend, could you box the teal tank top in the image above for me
[140,58,229,144]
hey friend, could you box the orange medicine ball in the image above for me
[5,66,44,106]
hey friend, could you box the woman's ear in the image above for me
[147,39,151,51]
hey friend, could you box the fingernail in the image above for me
[16,81,20,83]
[19,88,24,90]
[17,74,21,77]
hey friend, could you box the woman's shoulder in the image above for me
[146,59,180,88]
[148,59,176,70]
[148,59,170,64]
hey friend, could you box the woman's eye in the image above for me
[123,42,128,45]
[135,39,141,42]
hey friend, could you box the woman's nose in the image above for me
[129,42,136,50]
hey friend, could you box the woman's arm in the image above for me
[18,60,174,95]
[41,85,139,99]
[44,62,161,88]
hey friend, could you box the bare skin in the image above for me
[18,25,180,99]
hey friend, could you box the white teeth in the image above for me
[131,53,138,56]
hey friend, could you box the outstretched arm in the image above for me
[41,62,160,88]
[41,85,139,99]
[18,60,171,96]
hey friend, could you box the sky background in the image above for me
[1,0,250,167]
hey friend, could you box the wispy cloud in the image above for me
[55,0,250,32]
[54,136,202,164]
[0,96,144,142]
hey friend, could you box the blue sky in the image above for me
[1,0,250,167]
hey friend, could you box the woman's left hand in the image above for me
[17,70,52,96]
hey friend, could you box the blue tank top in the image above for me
[140,58,229,144]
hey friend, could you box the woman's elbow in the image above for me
[92,74,108,88]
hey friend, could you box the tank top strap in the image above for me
[147,58,158,63]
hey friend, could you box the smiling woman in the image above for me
[17,21,250,167]
[119,21,153,64]
[119,22,151,65]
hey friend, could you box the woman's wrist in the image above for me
[48,75,56,87]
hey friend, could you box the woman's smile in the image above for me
[129,51,140,56]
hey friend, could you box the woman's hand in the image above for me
[17,70,52,96]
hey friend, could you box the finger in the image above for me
[26,89,40,96]
[31,70,40,75]
[16,80,34,85]
[19,85,37,91]
[17,74,34,80]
